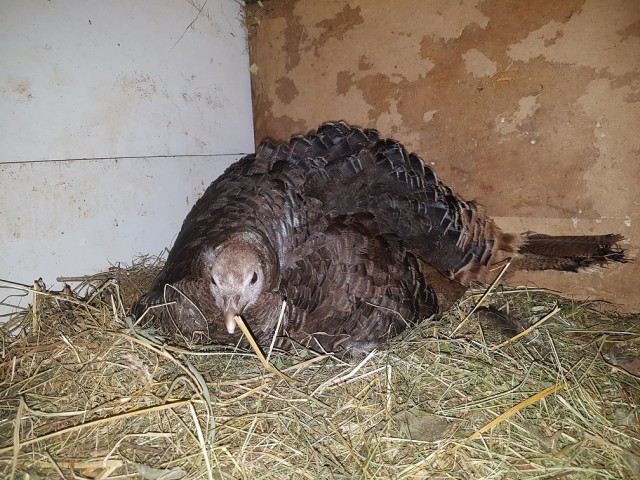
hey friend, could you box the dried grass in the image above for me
[1,259,638,479]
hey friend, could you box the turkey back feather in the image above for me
[301,129,520,285]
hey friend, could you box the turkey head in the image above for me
[201,230,280,335]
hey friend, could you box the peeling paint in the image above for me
[462,49,497,78]
[275,77,298,104]
[507,0,640,75]
[423,109,438,122]
[336,71,353,95]
[496,95,540,136]
[313,4,364,45]
[577,78,640,218]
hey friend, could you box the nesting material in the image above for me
[1,259,639,479]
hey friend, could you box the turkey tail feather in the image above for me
[515,233,628,272]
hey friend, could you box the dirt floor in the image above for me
[246,0,640,311]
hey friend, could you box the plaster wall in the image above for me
[248,0,640,311]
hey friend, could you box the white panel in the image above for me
[0,1,254,319]
[0,155,240,315]
[0,0,254,161]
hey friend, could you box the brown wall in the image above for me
[247,0,640,311]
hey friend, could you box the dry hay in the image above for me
[1,259,639,480]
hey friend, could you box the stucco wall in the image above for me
[247,0,639,311]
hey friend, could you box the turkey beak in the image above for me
[221,295,241,334]
[224,310,238,334]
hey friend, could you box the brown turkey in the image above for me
[131,122,627,355]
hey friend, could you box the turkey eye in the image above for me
[250,272,258,285]
[210,275,217,286]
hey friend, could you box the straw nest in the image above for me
[1,258,638,479]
